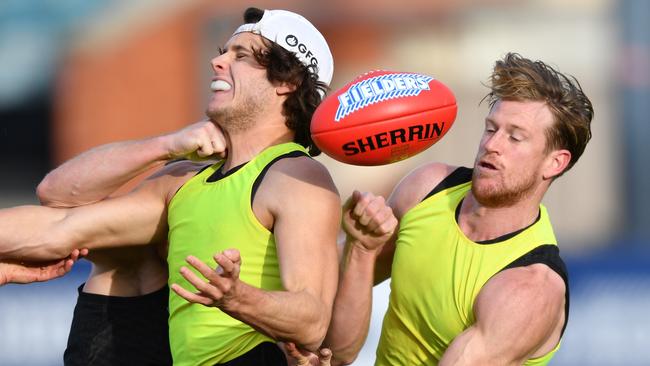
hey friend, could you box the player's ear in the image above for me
[543,149,571,180]
[275,82,297,95]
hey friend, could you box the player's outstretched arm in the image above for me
[323,191,397,365]
[172,157,340,352]
[0,161,196,261]
[37,120,225,207]
[439,264,566,366]
[0,248,87,286]
[0,190,165,261]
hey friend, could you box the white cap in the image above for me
[232,9,334,86]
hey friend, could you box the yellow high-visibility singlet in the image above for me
[167,142,308,366]
[376,167,564,366]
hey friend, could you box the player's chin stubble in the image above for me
[206,93,265,133]
[471,171,537,208]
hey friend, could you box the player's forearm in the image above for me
[0,206,73,261]
[222,283,331,351]
[324,240,378,365]
[37,136,172,207]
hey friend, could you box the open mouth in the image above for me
[211,80,232,92]
[479,161,497,170]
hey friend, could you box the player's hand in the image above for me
[284,342,332,366]
[163,120,227,160]
[342,190,397,252]
[0,248,88,286]
[171,249,242,310]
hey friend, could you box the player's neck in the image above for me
[458,192,542,243]
[221,120,295,170]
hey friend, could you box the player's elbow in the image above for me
[35,172,57,204]
[36,176,65,207]
[36,174,87,208]
[51,234,77,258]
[300,316,330,352]
[36,229,77,260]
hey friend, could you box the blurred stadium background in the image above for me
[1,0,649,365]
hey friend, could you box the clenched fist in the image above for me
[163,121,227,160]
[342,190,398,252]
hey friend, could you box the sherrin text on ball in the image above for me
[311,70,457,165]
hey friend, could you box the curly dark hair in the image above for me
[483,52,594,176]
[243,7,329,156]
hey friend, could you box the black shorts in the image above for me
[215,342,287,366]
[64,284,172,366]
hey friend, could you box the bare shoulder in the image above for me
[255,155,340,222]
[266,155,339,195]
[389,162,457,218]
[483,263,566,300]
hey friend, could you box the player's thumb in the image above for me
[318,348,332,365]
[223,248,241,264]
[342,190,361,213]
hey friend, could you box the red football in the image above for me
[311,70,457,166]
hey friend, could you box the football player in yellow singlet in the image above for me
[326,53,593,366]
[0,7,338,366]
